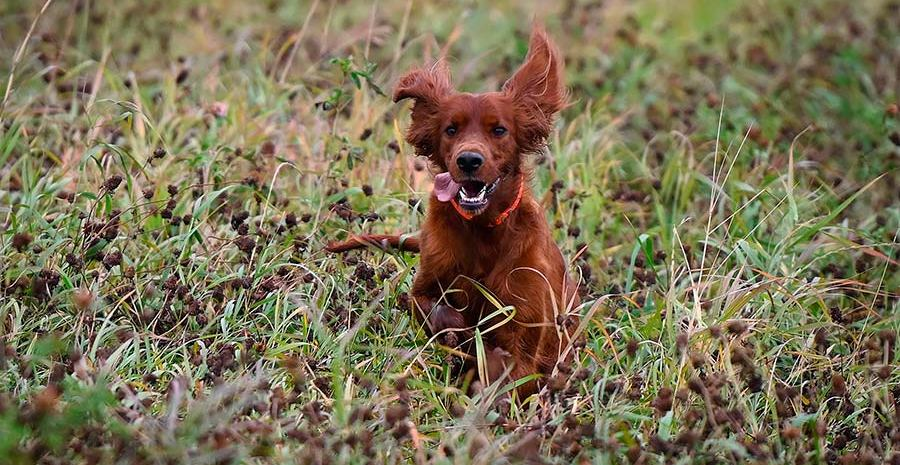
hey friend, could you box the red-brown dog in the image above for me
[327,26,580,397]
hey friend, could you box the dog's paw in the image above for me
[438,330,459,347]
[491,347,512,358]
[429,304,466,332]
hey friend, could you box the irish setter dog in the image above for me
[327,26,580,397]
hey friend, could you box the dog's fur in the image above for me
[327,26,579,397]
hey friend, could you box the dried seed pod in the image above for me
[384,404,409,427]
[726,320,749,335]
[12,232,32,251]
[104,175,123,192]
[831,373,848,397]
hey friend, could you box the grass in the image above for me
[0,0,898,463]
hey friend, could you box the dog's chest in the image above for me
[448,244,524,308]
[453,237,512,277]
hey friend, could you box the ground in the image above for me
[1,0,899,464]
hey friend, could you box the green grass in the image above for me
[1,0,898,463]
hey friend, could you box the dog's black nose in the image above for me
[456,151,484,173]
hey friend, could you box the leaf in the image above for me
[657,410,674,440]
[474,329,487,385]
[84,239,109,260]
[367,80,387,97]
[788,174,884,248]
[0,121,22,167]
[497,374,541,397]
[624,239,643,293]
[789,412,819,427]
[639,233,656,267]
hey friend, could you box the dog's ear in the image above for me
[503,25,567,152]
[394,62,453,159]
[393,60,452,104]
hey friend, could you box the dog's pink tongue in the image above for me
[433,172,460,202]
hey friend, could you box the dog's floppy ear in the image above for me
[393,60,452,104]
[503,25,568,153]
[393,61,453,159]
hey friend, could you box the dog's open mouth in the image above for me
[432,172,502,214]
[456,178,500,211]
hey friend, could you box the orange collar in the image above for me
[450,177,525,227]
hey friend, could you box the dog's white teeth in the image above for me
[460,192,483,202]
[458,183,489,203]
[458,186,487,204]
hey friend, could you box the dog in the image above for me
[327,26,580,397]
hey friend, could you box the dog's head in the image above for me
[393,26,567,215]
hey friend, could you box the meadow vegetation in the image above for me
[1,0,898,463]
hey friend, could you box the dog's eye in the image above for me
[445,125,457,136]
[492,126,508,137]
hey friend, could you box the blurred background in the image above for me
[2,0,898,206]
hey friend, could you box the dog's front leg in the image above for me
[411,296,471,347]
[410,277,471,347]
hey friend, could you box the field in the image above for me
[1,0,899,463]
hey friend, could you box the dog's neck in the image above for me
[426,175,541,274]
